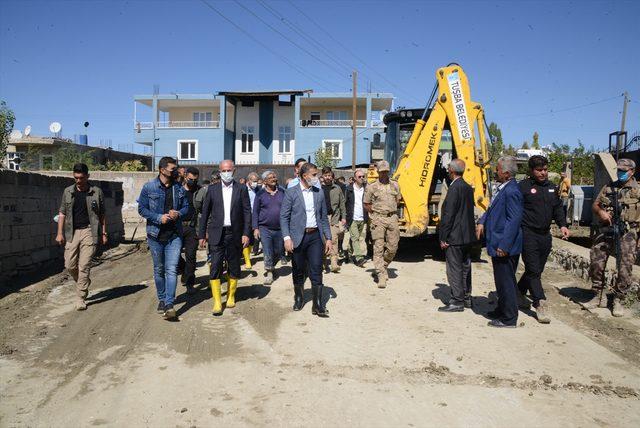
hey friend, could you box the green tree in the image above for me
[106,159,147,171]
[314,147,337,169]
[504,144,517,156]
[532,131,540,149]
[521,141,530,149]
[487,122,504,163]
[0,100,16,164]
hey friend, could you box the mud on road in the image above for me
[1,239,640,427]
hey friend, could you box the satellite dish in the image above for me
[24,125,32,136]
[10,130,23,140]
[49,122,62,133]
[83,121,89,128]
[378,109,389,121]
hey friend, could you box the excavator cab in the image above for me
[382,65,492,237]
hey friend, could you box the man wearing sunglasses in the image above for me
[585,158,640,317]
[345,168,369,267]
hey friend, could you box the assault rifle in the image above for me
[606,182,625,277]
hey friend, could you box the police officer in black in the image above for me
[517,155,570,324]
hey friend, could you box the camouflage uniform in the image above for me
[589,177,640,298]
[363,161,401,287]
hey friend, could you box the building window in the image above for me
[327,111,347,121]
[322,139,342,159]
[41,155,54,170]
[193,112,212,126]
[310,111,320,121]
[8,152,24,171]
[241,126,254,153]
[178,140,198,160]
[278,126,292,153]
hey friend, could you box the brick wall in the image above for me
[0,170,124,281]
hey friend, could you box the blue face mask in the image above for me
[617,170,630,182]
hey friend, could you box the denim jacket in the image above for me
[137,177,189,239]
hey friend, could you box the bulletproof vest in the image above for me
[601,182,640,223]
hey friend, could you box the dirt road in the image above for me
[1,240,639,427]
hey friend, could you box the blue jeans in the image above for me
[259,227,284,270]
[147,235,182,306]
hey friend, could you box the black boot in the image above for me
[293,285,304,311]
[311,285,329,317]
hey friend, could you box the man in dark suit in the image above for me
[437,159,476,312]
[280,162,333,317]
[199,159,252,316]
[477,156,524,328]
[345,168,368,267]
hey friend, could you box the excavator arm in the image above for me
[392,65,491,236]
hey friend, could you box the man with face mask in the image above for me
[517,156,570,323]
[321,167,346,273]
[199,160,252,316]
[584,158,640,317]
[280,162,333,317]
[363,160,401,289]
[244,172,261,266]
[138,157,189,320]
[437,159,476,312]
[253,170,285,285]
[177,166,201,294]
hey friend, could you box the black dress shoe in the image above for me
[464,298,473,309]
[487,319,516,328]
[293,285,304,311]
[438,304,464,312]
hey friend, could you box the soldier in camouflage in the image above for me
[584,158,640,317]
[363,160,401,288]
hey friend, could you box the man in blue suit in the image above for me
[477,156,524,328]
[281,162,333,317]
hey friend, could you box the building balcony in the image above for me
[298,119,366,128]
[134,121,220,130]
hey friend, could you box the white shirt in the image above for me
[353,184,365,221]
[222,181,233,227]
[301,183,317,228]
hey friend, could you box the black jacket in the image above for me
[199,181,252,245]
[438,178,476,245]
[345,183,369,227]
[518,178,566,231]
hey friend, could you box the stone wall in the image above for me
[0,170,124,281]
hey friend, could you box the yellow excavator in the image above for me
[383,64,493,237]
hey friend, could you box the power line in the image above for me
[286,0,424,106]
[502,94,623,119]
[198,0,336,91]
[232,0,350,84]
[256,0,354,76]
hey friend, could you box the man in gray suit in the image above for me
[438,159,477,312]
[281,162,333,317]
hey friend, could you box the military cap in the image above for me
[617,158,636,171]
[377,160,390,172]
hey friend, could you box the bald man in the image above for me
[199,159,252,315]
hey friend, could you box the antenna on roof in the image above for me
[49,121,62,137]
[153,84,160,96]
[24,125,32,137]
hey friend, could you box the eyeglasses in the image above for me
[356,175,365,178]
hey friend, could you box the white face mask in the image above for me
[306,176,319,187]
[220,171,234,183]
[250,181,258,189]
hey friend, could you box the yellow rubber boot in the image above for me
[227,278,238,308]
[209,279,222,315]
[243,246,252,268]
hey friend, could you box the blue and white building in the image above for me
[134,90,393,168]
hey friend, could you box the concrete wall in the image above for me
[0,170,125,281]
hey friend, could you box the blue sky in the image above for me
[1,0,639,154]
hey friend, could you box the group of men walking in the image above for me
[57,152,639,325]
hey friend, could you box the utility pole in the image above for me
[352,70,357,171]
[617,91,629,152]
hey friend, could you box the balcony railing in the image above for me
[135,122,154,130]
[157,121,220,128]
[299,119,366,128]
[370,119,385,128]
